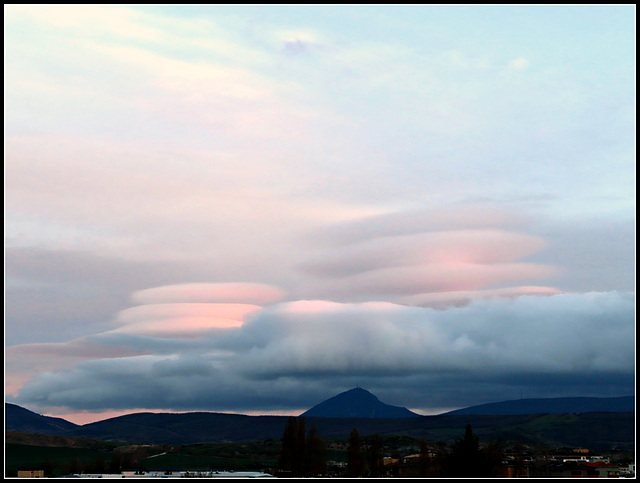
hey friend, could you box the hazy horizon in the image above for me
[5,5,635,424]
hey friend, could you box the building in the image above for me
[586,461,621,478]
[17,470,44,478]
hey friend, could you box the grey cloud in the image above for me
[528,217,636,293]
[303,262,557,301]
[4,246,265,345]
[283,39,309,55]
[14,292,634,414]
[151,356,216,378]
[306,206,526,247]
[299,229,545,278]
[232,293,634,378]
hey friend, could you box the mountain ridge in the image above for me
[5,402,79,434]
[7,393,633,430]
[443,395,635,415]
[4,396,635,450]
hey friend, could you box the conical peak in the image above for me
[300,387,420,419]
[341,387,378,400]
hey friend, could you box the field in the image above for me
[4,438,281,477]
[6,443,117,477]
[140,441,281,472]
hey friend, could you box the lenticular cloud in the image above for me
[104,283,286,338]
[299,208,561,303]
[132,282,286,305]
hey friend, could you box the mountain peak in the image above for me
[300,388,420,419]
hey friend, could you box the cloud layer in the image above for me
[5,6,635,419]
[11,290,635,415]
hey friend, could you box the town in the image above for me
[13,446,636,478]
[11,424,635,478]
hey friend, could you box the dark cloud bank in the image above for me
[13,291,634,415]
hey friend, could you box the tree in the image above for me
[443,424,502,477]
[41,460,56,477]
[279,417,327,477]
[347,428,367,477]
[368,434,383,477]
[295,417,306,476]
[279,416,298,474]
[65,459,83,475]
[306,424,327,476]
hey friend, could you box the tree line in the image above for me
[278,418,504,477]
[278,417,326,477]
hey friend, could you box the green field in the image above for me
[4,440,281,476]
[141,441,280,471]
[141,453,277,471]
[5,443,117,477]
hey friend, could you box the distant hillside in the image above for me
[4,403,634,450]
[5,403,78,434]
[66,411,289,445]
[300,387,420,419]
[444,396,635,415]
[6,430,120,450]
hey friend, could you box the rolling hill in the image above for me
[444,395,635,415]
[5,393,635,449]
[5,403,79,434]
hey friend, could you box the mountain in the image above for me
[5,403,78,434]
[444,395,635,415]
[300,387,420,419]
[4,402,634,450]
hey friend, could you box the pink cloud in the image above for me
[312,206,528,246]
[131,283,286,305]
[314,262,558,298]
[302,229,546,277]
[115,303,263,324]
[109,316,245,338]
[299,206,559,302]
[109,301,267,338]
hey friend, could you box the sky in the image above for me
[4,5,635,424]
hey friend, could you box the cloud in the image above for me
[132,283,286,305]
[302,229,547,276]
[5,338,148,397]
[397,286,563,309]
[104,283,286,338]
[509,57,530,70]
[109,303,261,338]
[5,5,635,420]
[7,5,162,41]
[306,206,527,246]
[297,206,559,301]
[12,291,634,413]
[228,293,634,379]
[308,262,558,300]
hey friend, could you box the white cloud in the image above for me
[509,57,530,70]
[7,5,162,41]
